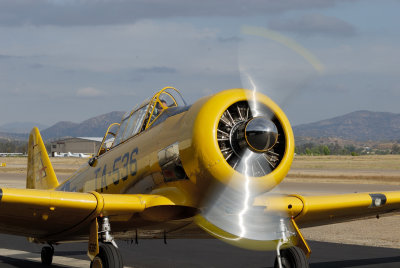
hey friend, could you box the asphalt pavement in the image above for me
[0,234,399,267]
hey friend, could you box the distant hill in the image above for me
[293,110,400,142]
[41,111,125,140]
[0,122,49,134]
[2,110,400,143]
[0,132,28,141]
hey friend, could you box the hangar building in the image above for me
[50,137,103,156]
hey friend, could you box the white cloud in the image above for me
[76,87,104,97]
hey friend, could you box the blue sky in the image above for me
[0,0,399,127]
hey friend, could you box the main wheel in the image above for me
[274,246,309,268]
[41,246,54,266]
[90,243,123,268]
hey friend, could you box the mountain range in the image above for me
[0,122,49,134]
[0,111,125,141]
[1,110,400,142]
[292,110,400,142]
[41,111,125,140]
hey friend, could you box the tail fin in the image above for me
[27,127,59,189]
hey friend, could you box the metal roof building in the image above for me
[50,137,102,157]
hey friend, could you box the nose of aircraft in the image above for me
[245,117,278,152]
[187,89,296,250]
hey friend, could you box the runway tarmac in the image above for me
[0,234,399,267]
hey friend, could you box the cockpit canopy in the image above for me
[111,87,186,148]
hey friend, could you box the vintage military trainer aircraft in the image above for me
[0,86,399,268]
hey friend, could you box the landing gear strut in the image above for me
[89,217,123,268]
[41,245,54,266]
[274,218,310,268]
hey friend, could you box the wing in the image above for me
[0,187,174,241]
[255,191,400,228]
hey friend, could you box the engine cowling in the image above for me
[180,88,295,195]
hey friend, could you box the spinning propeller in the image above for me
[195,89,298,250]
[192,26,320,252]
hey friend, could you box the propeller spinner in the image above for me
[231,116,278,154]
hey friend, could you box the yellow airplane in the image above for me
[0,86,399,268]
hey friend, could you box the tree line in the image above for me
[295,142,400,156]
[0,140,28,154]
[0,140,53,155]
[1,140,400,156]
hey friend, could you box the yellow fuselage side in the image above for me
[56,100,202,205]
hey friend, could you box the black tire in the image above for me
[90,243,123,268]
[274,246,309,268]
[41,246,54,266]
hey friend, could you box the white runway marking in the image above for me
[0,248,89,267]
[0,248,135,267]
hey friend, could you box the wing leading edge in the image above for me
[255,191,400,228]
[0,188,175,241]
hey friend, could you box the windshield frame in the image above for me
[110,86,186,148]
[144,86,186,129]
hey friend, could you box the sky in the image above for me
[0,0,399,127]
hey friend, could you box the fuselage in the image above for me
[56,102,201,206]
